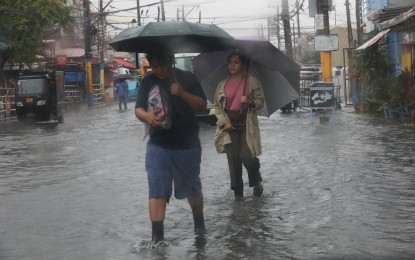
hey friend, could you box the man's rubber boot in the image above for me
[193,213,206,235]
[151,221,164,243]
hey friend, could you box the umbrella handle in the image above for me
[242,62,249,96]
[173,64,178,83]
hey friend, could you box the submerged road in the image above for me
[1,103,415,260]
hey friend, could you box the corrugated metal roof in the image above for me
[55,48,85,58]
[380,6,415,30]
[368,6,413,23]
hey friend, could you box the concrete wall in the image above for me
[330,26,358,67]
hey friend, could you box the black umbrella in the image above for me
[108,21,235,53]
[192,39,301,117]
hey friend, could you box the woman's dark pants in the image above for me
[225,111,261,196]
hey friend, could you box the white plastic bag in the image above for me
[142,85,171,140]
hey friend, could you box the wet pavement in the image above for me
[1,102,415,260]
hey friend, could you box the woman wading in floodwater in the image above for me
[213,51,265,199]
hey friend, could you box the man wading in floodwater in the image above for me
[134,49,207,243]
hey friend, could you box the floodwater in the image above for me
[1,103,415,260]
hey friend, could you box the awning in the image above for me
[356,29,390,50]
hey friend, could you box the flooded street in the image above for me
[1,102,415,260]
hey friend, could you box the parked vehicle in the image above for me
[280,99,299,113]
[15,71,65,123]
[196,100,216,126]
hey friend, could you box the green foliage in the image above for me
[352,37,396,112]
[353,38,415,114]
[0,0,74,70]
[393,68,413,103]
[353,38,392,90]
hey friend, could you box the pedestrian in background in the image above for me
[134,49,207,243]
[213,51,265,199]
[116,79,128,110]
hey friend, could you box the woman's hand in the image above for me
[240,95,248,104]
[223,122,235,132]
[241,95,255,108]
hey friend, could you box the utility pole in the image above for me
[296,0,302,61]
[134,0,143,77]
[355,0,362,46]
[267,17,271,42]
[282,0,293,59]
[345,0,353,48]
[99,0,105,100]
[182,5,185,21]
[276,5,281,49]
[160,0,165,21]
[83,0,93,107]
[296,0,301,37]
[292,22,296,59]
[316,0,332,82]
[346,0,357,104]
[136,0,141,25]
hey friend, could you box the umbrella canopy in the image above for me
[108,21,234,53]
[192,39,301,117]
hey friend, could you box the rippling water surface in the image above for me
[1,104,414,260]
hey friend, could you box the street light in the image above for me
[129,18,137,27]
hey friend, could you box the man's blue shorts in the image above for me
[145,143,202,200]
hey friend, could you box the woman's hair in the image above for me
[146,49,174,65]
[227,51,248,65]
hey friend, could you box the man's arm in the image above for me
[170,83,207,112]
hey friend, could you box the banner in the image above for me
[56,55,67,66]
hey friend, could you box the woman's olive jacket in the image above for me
[213,75,264,157]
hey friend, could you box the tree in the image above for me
[0,0,73,73]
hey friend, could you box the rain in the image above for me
[1,0,415,259]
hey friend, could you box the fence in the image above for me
[64,84,104,105]
[298,65,321,108]
[299,78,315,108]
[0,88,16,121]
[64,84,81,103]
[92,84,104,105]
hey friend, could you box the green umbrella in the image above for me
[108,21,234,53]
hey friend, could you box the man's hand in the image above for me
[170,82,184,97]
[146,108,162,128]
